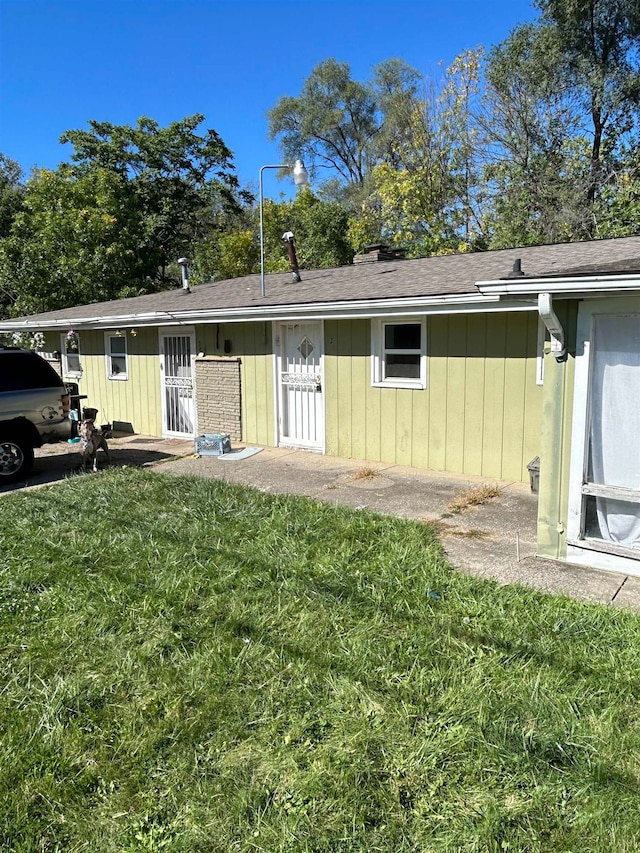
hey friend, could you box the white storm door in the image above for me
[159,328,196,438]
[567,300,640,573]
[276,321,324,450]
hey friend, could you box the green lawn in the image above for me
[2,468,640,852]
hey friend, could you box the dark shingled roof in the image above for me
[6,235,640,327]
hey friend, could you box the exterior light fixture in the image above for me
[259,160,308,297]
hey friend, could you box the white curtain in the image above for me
[589,315,640,547]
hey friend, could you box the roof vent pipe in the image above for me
[538,292,567,362]
[177,257,191,293]
[282,231,301,283]
[508,258,525,278]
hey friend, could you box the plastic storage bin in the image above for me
[195,433,232,456]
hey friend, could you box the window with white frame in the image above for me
[105,332,128,380]
[371,318,427,389]
[61,330,82,378]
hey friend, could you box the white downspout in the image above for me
[538,292,566,362]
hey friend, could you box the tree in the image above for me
[0,166,143,316]
[261,187,353,273]
[60,114,252,283]
[535,0,640,204]
[0,116,253,316]
[0,154,25,239]
[348,51,487,256]
[268,60,378,191]
[482,1,640,245]
[480,24,590,245]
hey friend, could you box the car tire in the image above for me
[0,438,34,482]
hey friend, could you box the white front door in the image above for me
[159,328,196,438]
[567,299,640,574]
[276,321,324,450]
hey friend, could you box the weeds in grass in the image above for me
[448,482,502,514]
[350,466,379,480]
[431,520,490,539]
[1,469,640,852]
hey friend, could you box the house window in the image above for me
[371,318,426,389]
[105,333,128,380]
[61,331,82,378]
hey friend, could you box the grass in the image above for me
[431,520,490,539]
[350,466,380,480]
[2,468,640,852]
[448,483,502,514]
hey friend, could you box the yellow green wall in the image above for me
[45,312,542,483]
[324,312,543,482]
[196,322,274,447]
[46,323,275,444]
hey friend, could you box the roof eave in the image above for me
[477,272,640,296]
[0,292,540,333]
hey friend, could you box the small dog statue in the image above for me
[78,418,110,472]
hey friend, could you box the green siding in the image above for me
[64,328,162,435]
[41,311,542,484]
[198,322,274,446]
[324,313,543,483]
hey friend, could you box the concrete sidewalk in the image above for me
[21,434,640,611]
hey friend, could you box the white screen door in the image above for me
[160,329,196,437]
[276,321,324,450]
[568,302,640,570]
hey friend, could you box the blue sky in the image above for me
[0,0,538,198]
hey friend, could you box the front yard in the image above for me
[2,469,640,851]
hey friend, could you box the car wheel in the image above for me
[0,439,34,482]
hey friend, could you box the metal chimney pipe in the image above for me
[282,231,301,282]
[178,257,191,293]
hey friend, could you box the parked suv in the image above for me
[0,347,72,482]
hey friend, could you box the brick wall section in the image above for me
[195,356,242,441]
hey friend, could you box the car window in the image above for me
[0,352,64,392]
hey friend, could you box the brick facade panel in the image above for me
[195,357,242,441]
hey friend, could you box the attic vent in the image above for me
[353,244,407,264]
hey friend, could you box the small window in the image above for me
[105,333,128,380]
[372,318,426,389]
[61,331,83,378]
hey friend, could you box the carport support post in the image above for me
[536,305,576,560]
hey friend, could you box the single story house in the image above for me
[3,235,640,577]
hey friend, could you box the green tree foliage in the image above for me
[60,114,252,282]
[268,59,378,190]
[0,167,142,316]
[348,51,487,256]
[261,187,353,273]
[535,0,640,201]
[0,154,25,240]
[482,1,640,244]
[192,229,259,282]
[188,188,353,283]
[0,116,252,316]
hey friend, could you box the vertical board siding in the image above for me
[74,328,161,435]
[199,322,274,446]
[66,323,274,444]
[325,312,543,483]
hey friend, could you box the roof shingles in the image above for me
[5,236,640,328]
